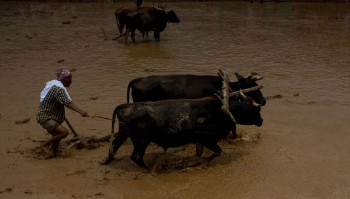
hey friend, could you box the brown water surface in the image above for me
[0,2,350,199]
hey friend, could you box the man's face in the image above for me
[62,75,72,87]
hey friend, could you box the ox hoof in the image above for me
[204,152,221,162]
[195,144,204,157]
[100,154,114,165]
[131,156,148,169]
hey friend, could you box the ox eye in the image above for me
[197,117,206,123]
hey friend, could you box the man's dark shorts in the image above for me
[40,119,60,133]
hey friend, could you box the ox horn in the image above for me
[249,72,263,81]
[251,102,262,107]
[239,90,261,107]
[239,90,248,99]
[157,4,166,10]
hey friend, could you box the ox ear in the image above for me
[248,72,263,81]
[235,72,245,82]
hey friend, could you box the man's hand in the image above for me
[80,111,89,117]
[69,102,89,117]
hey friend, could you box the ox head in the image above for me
[167,10,180,23]
[234,72,266,106]
[229,101,263,127]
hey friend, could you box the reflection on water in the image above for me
[0,2,349,106]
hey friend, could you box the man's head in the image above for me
[57,67,72,87]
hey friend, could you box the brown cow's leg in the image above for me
[120,22,125,35]
[131,29,136,43]
[125,27,130,44]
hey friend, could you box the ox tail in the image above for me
[127,78,139,103]
[106,106,119,156]
[127,81,132,103]
[101,105,125,165]
[111,106,119,135]
[110,103,130,135]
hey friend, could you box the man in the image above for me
[36,67,88,157]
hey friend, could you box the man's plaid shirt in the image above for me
[36,86,72,124]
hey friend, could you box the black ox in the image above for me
[114,6,180,43]
[102,97,263,168]
[127,72,266,106]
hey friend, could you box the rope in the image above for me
[91,115,114,121]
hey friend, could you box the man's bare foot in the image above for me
[40,144,53,156]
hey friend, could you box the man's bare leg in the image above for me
[41,125,69,156]
[51,125,69,154]
[40,144,53,156]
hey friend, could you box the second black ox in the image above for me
[127,72,266,106]
[102,97,263,168]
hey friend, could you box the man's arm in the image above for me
[55,87,88,117]
[69,102,89,117]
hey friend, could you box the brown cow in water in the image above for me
[113,6,180,43]
[115,7,149,38]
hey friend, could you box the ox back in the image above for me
[127,73,266,106]
[103,97,263,167]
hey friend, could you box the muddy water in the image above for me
[0,2,350,199]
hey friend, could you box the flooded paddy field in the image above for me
[0,1,349,198]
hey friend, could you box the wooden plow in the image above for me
[62,118,111,156]
[214,69,264,123]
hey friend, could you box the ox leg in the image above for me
[101,125,128,165]
[203,143,222,161]
[195,144,204,157]
[141,31,149,39]
[154,31,160,42]
[117,18,124,35]
[230,130,237,140]
[130,138,149,168]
